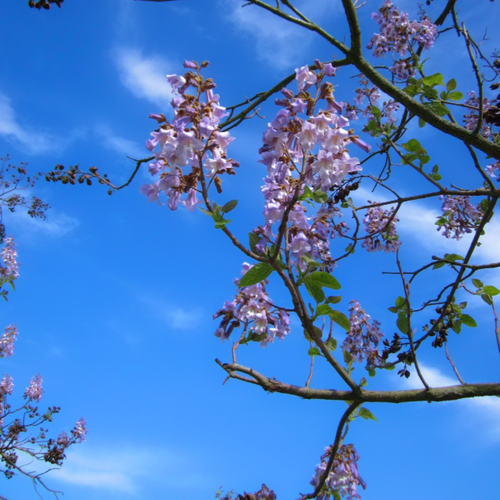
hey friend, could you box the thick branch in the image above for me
[217,360,500,403]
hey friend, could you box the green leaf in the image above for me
[418,117,426,128]
[451,320,462,334]
[371,106,381,119]
[316,304,334,317]
[388,306,399,313]
[395,296,406,308]
[214,219,232,229]
[343,350,353,365]
[328,310,351,331]
[199,207,214,217]
[238,263,275,287]
[304,279,325,303]
[221,199,238,213]
[423,73,444,87]
[472,278,484,289]
[481,294,493,305]
[402,138,421,153]
[311,190,329,204]
[358,407,378,421]
[368,368,376,377]
[446,78,457,91]
[397,315,409,334]
[307,271,341,290]
[444,253,464,262]
[308,347,322,357]
[448,91,463,101]
[326,337,337,351]
[460,314,477,328]
[483,285,500,296]
[325,296,342,305]
[301,254,323,267]
[304,326,323,342]
[248,232,260,253]
[427,101,450,116]
[433,261,446,270]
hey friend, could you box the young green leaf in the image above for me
[483,286,500,296]
[221,199,238,213]
[358,407,378,421]
[238,263,275,287]
[460,314,477,328]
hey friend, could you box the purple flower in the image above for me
[0,325,17,358]
[295,65,317,92]
[0,374,13,396]
[24,374,44,402]
[362,204,401,253]
[71,418,87,443]
[438,195,483,240]
[1,237,19,282]
[342,301,383,368]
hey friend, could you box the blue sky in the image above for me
[1,0,500,499]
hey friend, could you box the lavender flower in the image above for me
[1,236,19,282]
[341,301,383,369]
[0,325,17,358]
[310,444,366,500]
[24,374,44,402]
[437,195,483,240]
[362,204,401,253]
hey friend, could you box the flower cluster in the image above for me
[252,61,369,272]
[24,374,44,402]
[486,161,500,181]
[361,203,401,252]
[0,236,19,283]
[141,60,236,210]
[0,325,17,358]
[213,263,290,347]
[341,301,383,369]
[437,195,483,240]
[368,0,438,79]
[310,444,366,500]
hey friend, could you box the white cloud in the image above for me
[136,293,203,331]
[353,185,500,265]
[400,362,500,436]
[223,0,340,69]
[5,205,79,239]
[0,93,61,155]
[51,443,210,494]
[114,48,174,108]
[94,123,145,160]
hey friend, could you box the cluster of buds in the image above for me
[429,304,457,348]
[213,263,290,347]
[361,204,401,253]
[310,444,366,500]
[367,0,438,80]
[437,195,483,240]
[28,0,63,9]
[141,61,237,211]
[342,301,383,369]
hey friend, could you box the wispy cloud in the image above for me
[51,442,212,494]
[94,123,145,160]
[0,93,61,155]
[114,48,174,108]
[222,0,339,70]
[136,293,203,331]
[353,185,500,265]
[5,204,79,239]
[400,362,500,436]
[50,443,210,495]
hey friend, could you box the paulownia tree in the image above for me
[37,0,500,498]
